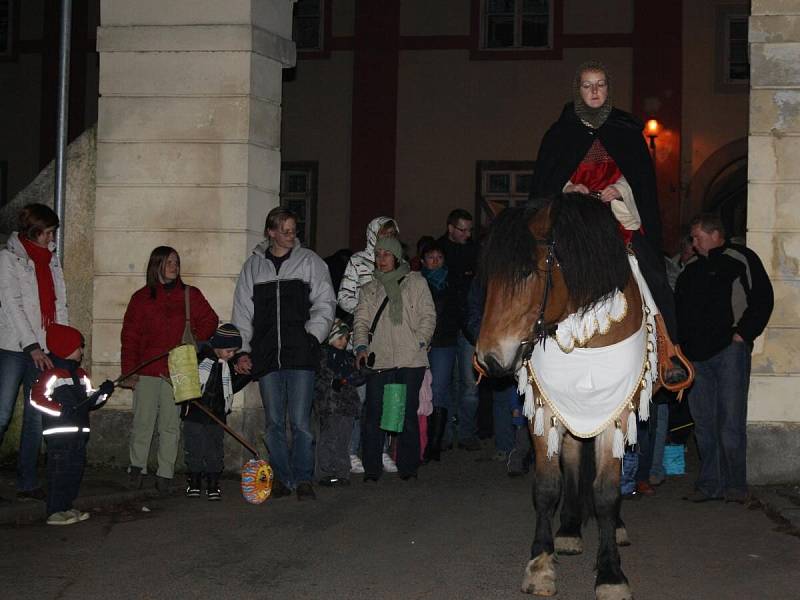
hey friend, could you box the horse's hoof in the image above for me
[555,535,583,555]
[615,527,631,547]
[521,554,557,596]
[596,583,633,600]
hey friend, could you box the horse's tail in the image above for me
[580,437,596,523]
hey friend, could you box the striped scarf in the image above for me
[198,358,234,413]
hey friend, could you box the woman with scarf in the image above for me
[531,61,679,344]
[419,242,460,463]
[353,237,436,481]
[0,203,69,500]
[120,246,218,494]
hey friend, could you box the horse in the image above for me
[475,193,658,600]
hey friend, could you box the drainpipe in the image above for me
[54,0,72,261]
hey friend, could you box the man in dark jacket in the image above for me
[437,209,481,450]
[233,208,336,501]
[676,214,773,503]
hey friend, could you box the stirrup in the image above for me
[654,314,694,400]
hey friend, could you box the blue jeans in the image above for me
[0,349,43,491]
[649,403,669,481]
[688,341,751,498]
[258,369,315,489]
[429,346,457,410]
[455,333,479,441]
[492,382,516,453]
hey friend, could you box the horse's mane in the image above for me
[479,193,631,310]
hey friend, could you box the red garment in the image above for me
[20,236,57,329]
[120,283,218,377]
[46,324,83,359]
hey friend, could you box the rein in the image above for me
[532,235,558,348]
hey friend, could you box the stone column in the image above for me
[747,1,800,483]
[90,0,295,469]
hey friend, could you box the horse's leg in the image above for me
[593,427,632,600]
[554,433,583,555]
[521,418,562,596]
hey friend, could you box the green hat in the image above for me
[375,236,403,261]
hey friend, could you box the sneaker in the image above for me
[16,488,46,501]
[185,474,202,498]
[206,486,221,502]
[349,454,365,474]
[47,511,79,526]
[155,476,172,497]
[382,453,398,473]
[636,481,656,497]
[270,480,293,499]
[296,481,316,501]
[70,509,91,522]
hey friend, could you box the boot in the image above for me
[206,473,221,501]
[423,408,448,464]
[185,473,202,498]
[507,425,532,477]
[127,466,143,490]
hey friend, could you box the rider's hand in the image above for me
[564,183,590,195]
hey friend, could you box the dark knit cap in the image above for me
[46,324,84,359]
[210,323,242,350]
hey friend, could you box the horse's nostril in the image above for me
[484,353,510,378]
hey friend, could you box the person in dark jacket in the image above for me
[436,209,482,451]
[676,214,773,503]
[314,320,365,487]
[181,324,250,501]
[120,246,218,494]
[530,61,680,349]
[29,324,114,525]
[232,207,336,501]
[420,242,460,462]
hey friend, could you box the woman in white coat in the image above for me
[0,203,69,500]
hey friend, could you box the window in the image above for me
[715,6,749,93]
[0,0,17,60]
[725,16,749,82]
[293,0,323,51]
[483,0,551,49]
[280,162,318,249]
[475,161,535,232]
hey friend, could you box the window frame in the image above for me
[475,160,536,234]
[293,0,333,60]
[471,0,563,61]
[280,161,319,251]
[0,0,19,62]
[714,5,750,93]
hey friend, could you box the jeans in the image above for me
[45,435,86,515]
[492,382,516,453]
[259,369,315,489]
[688,341,751,497]
[455,333,479,441]
[649,403,669,481]
[349,384,366,455]
[363,367,425,479]
[428,346,457,410]
[0,349,43,491]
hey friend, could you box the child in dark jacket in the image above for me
[315,320,365,487]
[30,324,114,525]
[180,323,250,500]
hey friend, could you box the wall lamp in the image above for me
[645,119,661,157]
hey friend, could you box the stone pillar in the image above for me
[90,0,295,469]
[746,1,800,483]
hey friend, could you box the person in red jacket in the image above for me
[120,246,218,494]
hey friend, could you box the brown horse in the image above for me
[475,194,654,600]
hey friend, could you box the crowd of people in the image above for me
[0,61,774,524]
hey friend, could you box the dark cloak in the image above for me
[531,102,663,254]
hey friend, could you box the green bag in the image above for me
[380,383,406,432]
[168,344,201,403]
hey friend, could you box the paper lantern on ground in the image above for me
[380,383,406,432]
[241,459,273,504]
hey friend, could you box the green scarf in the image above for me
[373,262,411,325]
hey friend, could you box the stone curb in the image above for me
[752,487,800,533]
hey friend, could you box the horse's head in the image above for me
[475,200,570,377]
[475,193,631,377]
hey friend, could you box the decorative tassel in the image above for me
[612,420,625,459]
[546,417,560,459]
[638,378,651,421]
[533,401,545,436]
[523,382,535,419]
[516,364,528,396]
[626,409,637,446]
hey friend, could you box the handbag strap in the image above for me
[184,286,191,326]
[367,276,405,343]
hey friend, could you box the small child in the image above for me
[180,323,250,500]
[30,324,114,525]
[315,320,365,487]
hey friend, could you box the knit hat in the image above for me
[327,319,351,344]
[46,324,83,359]
[375,236,403,261]
[210,323,242,350]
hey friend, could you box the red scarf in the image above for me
[20,236,57,329]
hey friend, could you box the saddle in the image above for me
[653,313,694,400]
